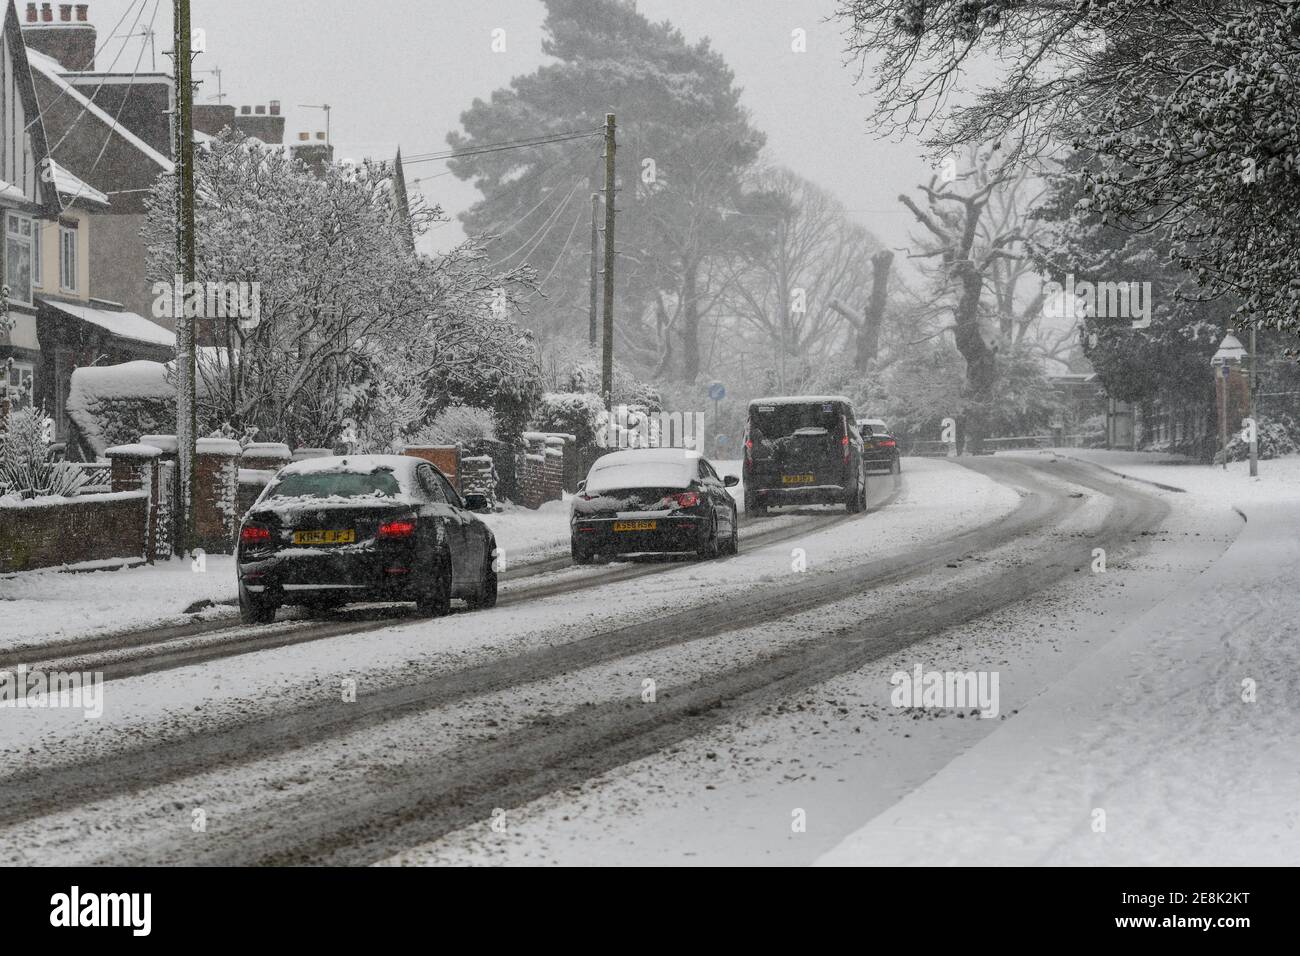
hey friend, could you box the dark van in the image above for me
[742,395,866,515]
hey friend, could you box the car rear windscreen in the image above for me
[750,402,841,438]
[268,471,402,499]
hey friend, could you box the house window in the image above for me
[5,360,35,410]
[59,222,78,293]
[4,212,33,305]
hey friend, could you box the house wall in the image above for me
[84,211,156,321]
[33,207,91,301]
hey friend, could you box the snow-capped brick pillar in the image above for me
[516,433,569,508]
[236,443,291,518]
[105,443,164,563]
[194,438,242,554]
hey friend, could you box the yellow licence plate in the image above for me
[782,474,814,485]
[292,529,356,545]
[613,520,656,532]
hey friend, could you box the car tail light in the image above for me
[377,520,416,539]
[663,491,699,509]
[880,438,896,448]
[240,525,271,544]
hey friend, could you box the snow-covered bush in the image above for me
[1216,415,1300,464]
[65,360,178,459]
[531,391,604,447]
[408,405,497,447]
[0,407,87,500]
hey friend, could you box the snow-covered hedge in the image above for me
[66,361,176,459]
[531,391,605,447]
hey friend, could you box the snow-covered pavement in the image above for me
[819,450,1299,865]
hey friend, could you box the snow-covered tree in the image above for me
[144,131,540,448]
[835,0,1300,339]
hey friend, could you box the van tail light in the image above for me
[662,491,699,509]
[377,519,417,539]
[880,438,896,448]
[240,525,271,545]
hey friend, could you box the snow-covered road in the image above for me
[0,453,1201,865]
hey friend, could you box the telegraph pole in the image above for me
[173,0,198,555]
[588,192,599,350]
[601,113,616,409]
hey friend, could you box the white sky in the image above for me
[78,0,937,258]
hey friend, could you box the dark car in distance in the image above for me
[743,395,866,515]
[571,448,739,562]
[236,455,497,624]
[858,418,901,475]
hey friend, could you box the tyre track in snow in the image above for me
[2,489,894,683]
[0,459,1121,840]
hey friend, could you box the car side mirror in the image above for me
[462,492,490,512]
[723,474,739,487]
[576,479,586,492]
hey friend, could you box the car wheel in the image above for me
[725,511,739,554]
[571,537,594,565]
[416,553,452,617]
[846,472,864,513]
[239,581,277,625]
[893,457,902,477]
[467,555,498,610]
[697,513,721,560]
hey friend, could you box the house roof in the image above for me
[25,47,174,174]
[47,159,109,206]
[39,297,175,347]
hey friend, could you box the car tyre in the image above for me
[467,555,498,610]
[239,581,277,625]
[723,512,739,555]
[697,513,721,560]
[416,554,452,617]
[846,471,864,513]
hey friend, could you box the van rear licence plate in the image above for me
[782,474,814,485]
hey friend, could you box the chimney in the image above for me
[316,131,326,140]
[23,2,97,70]
[298,131,310,141]
[254,104,266,115]
[269,100,280,116]
[240,105,252,115]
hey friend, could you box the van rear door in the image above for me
[748,401,846,489]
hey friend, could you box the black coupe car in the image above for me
[858,418,901,474]
[236,455,497,624]
[571,448,739,562]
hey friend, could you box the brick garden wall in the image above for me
[0,491,148,572]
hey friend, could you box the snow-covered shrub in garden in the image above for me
[1216,415,1300,464]
[0,408,87,501]
[66,360,177,459]
[531,392,604,447]
[409,406,497,447]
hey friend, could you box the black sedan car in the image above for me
[571,448,739,562]
[858,418,901,474]
[237,455,497,624]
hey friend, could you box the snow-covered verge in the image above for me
[1046,447,1300,506]
[0,557,237,652]
[479,497,572,563]
[819,452,1299,866]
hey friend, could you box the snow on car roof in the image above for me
[586,448,699,492]
[278,454,418,476]
[748,395,853,407]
